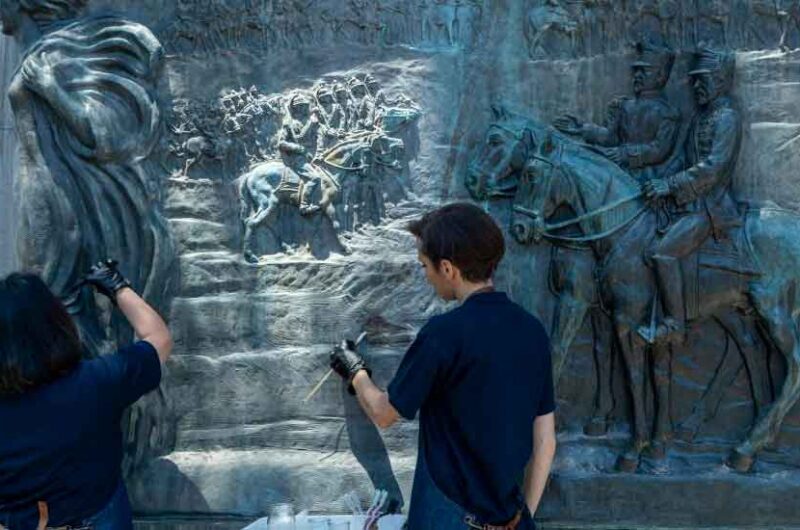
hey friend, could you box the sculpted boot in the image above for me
[639,254,687,345]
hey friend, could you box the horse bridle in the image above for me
[511,143,646,245]
[476,123,534,194]
[316,133,400,173]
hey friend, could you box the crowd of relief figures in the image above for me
[165,73,421,259]
[155,0,800,58]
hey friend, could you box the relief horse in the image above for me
[467,107,798,472]
[318,131,406,232]
[468,110,616,436]
[238,156,341,261]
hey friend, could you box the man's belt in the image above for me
[464,510,523,530]
[0,502,92,530]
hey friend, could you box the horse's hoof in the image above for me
[674,424,698,443]
[727,447,755,473]
[583,417,609,437]
[615,452,640,473]
[645,440,668,460]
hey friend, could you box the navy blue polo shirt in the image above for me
[0,341,161,527]
[388,291,554,524]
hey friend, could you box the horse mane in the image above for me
[319,131,376,167]
[495,107,644,234]
[494,108,641,197]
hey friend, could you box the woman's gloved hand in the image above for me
[82,259,132,303]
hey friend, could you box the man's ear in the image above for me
[439,259,461,282]
[438,259,453,278]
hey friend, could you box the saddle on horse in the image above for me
[684,213,761,320]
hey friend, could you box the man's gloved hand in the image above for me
[330,339,371,395]
[642,178,671,204]
[82,259,132,303]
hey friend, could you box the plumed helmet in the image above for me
[290,91,313,108]
[364,73,379,87]
[348,76,366,90]
[315,84,334,100]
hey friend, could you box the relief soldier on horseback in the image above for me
[642,48,749,346]
[468,44,800,473]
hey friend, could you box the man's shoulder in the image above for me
[656,99,681,120]
[421,308,461,334]
[711,102,740,125]
[420,295,548,336]
[417,304,477,342]
[632,96,679,120]
[509,302,549,338]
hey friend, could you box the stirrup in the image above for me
[637,318,685,346]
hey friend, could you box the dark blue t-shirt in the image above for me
[388,291,554,524]
[0,341,161,527]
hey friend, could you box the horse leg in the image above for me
[550,293,590,382]
[649,341,671,458]
[717,312,772,423]
[585,309,615,437]
[243,220,258,263]
[321,182,341,231]
[182,156,196,178]
[675,319,743,442]
[614,318,650,472]
[730,283,800,472]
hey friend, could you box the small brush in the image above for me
[304,331,368,402]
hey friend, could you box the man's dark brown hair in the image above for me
[408,202,505,282]
[0,273,83,396]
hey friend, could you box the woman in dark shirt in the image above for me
[0,261,172,530]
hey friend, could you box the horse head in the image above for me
[510,150,565,245]
[317,132,405,177]
[509,133,645,247]
[377,106,422,134]
[367,133,405,171]
[466,105,542,201]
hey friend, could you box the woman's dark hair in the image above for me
[0,273,83,396]
[408,202,505,282]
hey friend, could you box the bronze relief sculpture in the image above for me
[1,0,175,354]
[467,46,800,474]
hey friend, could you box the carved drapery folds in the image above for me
[9,14,175,353]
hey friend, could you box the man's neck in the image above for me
[455,280,494,302]
[635,88,663,100]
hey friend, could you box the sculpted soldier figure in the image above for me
[278,91,329,215]
[334,81,354,131]
[315,84,346,150]
[554,40,680,182]
[365,73,386,108]
[640,48,742,345]
[348,75,377,131]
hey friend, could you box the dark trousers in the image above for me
[406,443,535,530]
[0,480,133,530]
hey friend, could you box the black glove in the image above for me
[330,339,371,395]
[82,259,132,303]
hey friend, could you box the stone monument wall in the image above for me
[0,36,17,276]
[3,0,800,526]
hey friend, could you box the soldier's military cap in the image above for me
[689,47,735,76]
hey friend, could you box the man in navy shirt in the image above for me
[330,203,557,529]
